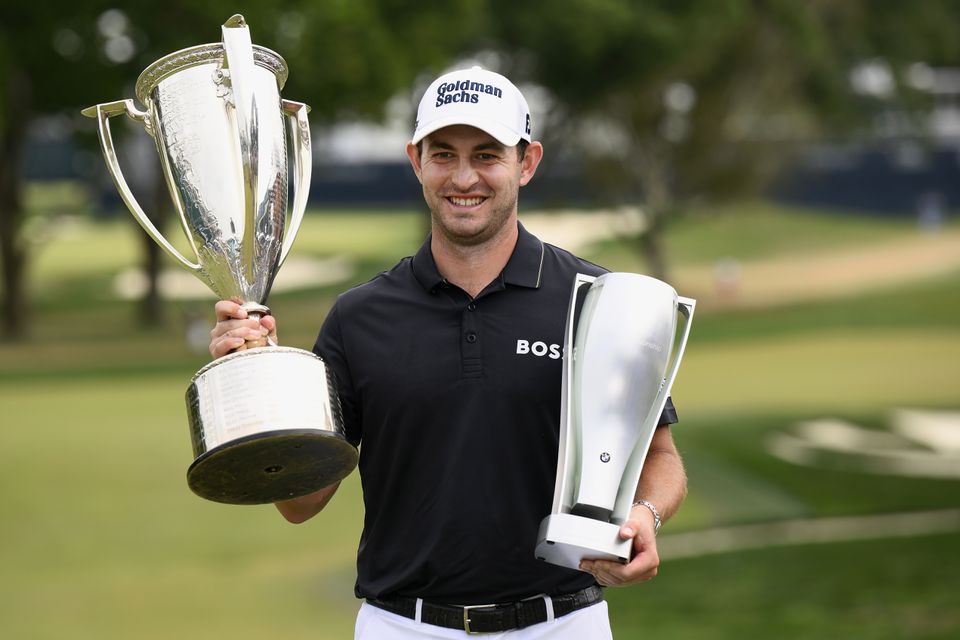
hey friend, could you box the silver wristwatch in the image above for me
[633,499,662,535]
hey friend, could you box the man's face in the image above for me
[406,125,542,247]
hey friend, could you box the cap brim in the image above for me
[411,114,525,147]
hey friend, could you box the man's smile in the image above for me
[446,195,488,208]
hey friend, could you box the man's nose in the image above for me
[451,159,479,190]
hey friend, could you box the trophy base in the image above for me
[187,428,357,505]
[185,346,358,505]
[535,513,632,572]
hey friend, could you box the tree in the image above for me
[483,0,960,279]
[0,1,482,340]
[0,2,245,338]
[0,5,122,339]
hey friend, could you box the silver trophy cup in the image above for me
[83,15,358,504]
[535,273,695,570]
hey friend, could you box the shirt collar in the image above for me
[502,221,545,288]
[412,221,545,293]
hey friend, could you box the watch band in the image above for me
[633,499,662,535]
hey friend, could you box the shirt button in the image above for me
[467,303,477,311]
[465,332,478,343]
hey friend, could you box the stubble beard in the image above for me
[430,192,519,248]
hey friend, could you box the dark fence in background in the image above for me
[774,143,960,217]
[24,135,960,218]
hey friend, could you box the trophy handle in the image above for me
[666,297,697,394]
[279,99,312,269]
[81,100,202,272]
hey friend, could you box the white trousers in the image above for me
[354,600,613,639]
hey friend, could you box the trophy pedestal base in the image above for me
[535,513,632,572]
[185,346,358,505]
[187,428,357,505]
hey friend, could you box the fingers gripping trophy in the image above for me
[83,15,358,504]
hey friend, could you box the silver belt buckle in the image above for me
[462,603,499,634]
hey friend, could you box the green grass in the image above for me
[674,327,960,417]
[0,375,364,640]
[677,412,960,525]
[688,270,960,342]
[608,533,960,639]
[2,199,958,638]
[589,201,939,269]
[28,200,935,307]
[291,209,426,261]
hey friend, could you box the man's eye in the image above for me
[478,153,498,161]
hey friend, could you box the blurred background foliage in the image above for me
[1,1,959,639]
[4,0,960,336]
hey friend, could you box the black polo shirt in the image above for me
[313,222,678,605]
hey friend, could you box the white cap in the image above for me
[412,66,532,146]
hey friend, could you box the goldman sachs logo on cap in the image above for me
[435,78,503,107]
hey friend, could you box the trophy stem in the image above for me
[236,301,273,350]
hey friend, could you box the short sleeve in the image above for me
[312,301,362,446]
[658,397,678,427]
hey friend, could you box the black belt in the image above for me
[367,585,603,634]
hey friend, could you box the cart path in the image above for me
[672,229,960,309]
[659,507,960,560]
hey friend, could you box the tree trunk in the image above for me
[0,66,31,341]
[137,162,170,327]
[0,194,27,340]
[638,209,669,281]
[632,141,673,282]
[138,225,165,326]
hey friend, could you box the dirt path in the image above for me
[658,508,960,560]
[673,230,960,310]
[123,210,959,307]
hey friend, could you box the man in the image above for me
[210,67,687,638]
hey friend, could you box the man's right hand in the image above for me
[209,299,278,359]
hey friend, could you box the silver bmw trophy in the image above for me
[535,273,695,569]
[83,15,358,504]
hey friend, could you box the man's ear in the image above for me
[519,141,544,187]
[406,142,423,184]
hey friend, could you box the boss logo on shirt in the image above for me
[516,339,562,360]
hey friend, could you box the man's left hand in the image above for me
[579,505,659,587]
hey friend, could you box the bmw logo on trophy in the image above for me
[83,16,358,504]
[536,273,695,569]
